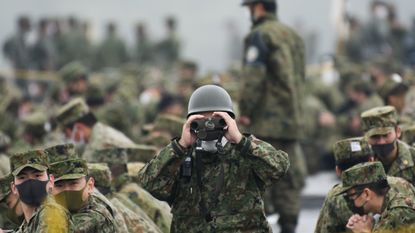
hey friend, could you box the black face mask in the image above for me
[345,196,366,215]
[372,141,396,158]
[16,179,49,207]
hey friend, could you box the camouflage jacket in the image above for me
[119,182,172,233]
[138,135,289,232]
[240,14,305,140]
[374,178,415,231]
[379,140,415,186]
[314,176,415,233]
[71,195,118,233]
[15,197,72,233]
[110,194,162,233]
[92,191,129,233]
[82,122,136,162]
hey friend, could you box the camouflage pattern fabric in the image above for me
[110,195,162,233]
[315,176,415,233]
[44,143,80,164]
[9,149,49,176]
[333,137,372,164]
[49,159,88,182]
[88,163,112,188]
[0,174,12,202]
[0,154,10,178]
[361,106,398,137]
[373,180,415,231]
[71,194,118,233]
[239,13,305,140]
[59,61,88,84]
[119,182,172,233]
[111,192,163,233]
[137,135,289,232]
[92,191,129,233]
[82,122,137,162]
[15,197,73,233]
[378,140,415,186]
[125,145,158,163]
[338,161,387,194]
[55,97,90,127]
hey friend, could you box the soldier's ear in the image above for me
[11,181,18,195]
[395,126,401,138]
[87,177,95,193]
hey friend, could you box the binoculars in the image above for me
[190,117,226,141]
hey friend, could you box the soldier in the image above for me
[314,137,374,233]
[133,22,154,65]
[55,97,136,161]
[0,174,23,230]
[31,18,56,71]
[339,162,415,232]
[154,16,181,67]
[93,22,128,70]
[49,158,118,232]
[2,16,32,71]
[58,61,90,104]
[361,106,415,185]
[92,148,172,232]
[138,84,289,232]
[239,1,307,232]
[377,74,409,114]
[88,162,163,233]
[1,149,72,233]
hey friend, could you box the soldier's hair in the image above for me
[354,179,390,196]
[337,155,372,171]
[384,84,409,104]
[64,112,97,129]
[263,2,277,14]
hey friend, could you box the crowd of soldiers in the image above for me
[1,0,415,232]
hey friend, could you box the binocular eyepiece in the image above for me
[190,117,226,141]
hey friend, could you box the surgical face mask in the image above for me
[200,137,228,153]
[54,184,87,212]
[16,179,49,207]
[372,140,396,159]
[345,192,367,215]
[67,125,86,153]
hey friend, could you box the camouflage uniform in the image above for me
[9,149,73,233]
[88,162,162,233]
[240,12,307,231]
[49,158,119,233]
[92,148,171,232]
[338,162,415,232]
[55,98,137,162]
[315,137,373,233]
[315,137,415,233]
[138,135,289,232]
[0,174,22,230]
[361,106,415,185]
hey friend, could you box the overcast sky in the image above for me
[0,0,414,73]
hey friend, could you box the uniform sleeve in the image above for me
[237,135,289,186]
[72,211,116,233]
[375,207,415,232]
[239,31,270,119]
[137,140,186,202]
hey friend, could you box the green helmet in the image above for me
[187,85,234,118]
[242,0,276,6]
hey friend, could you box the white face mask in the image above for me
[66,125,86,152]
[200,137,228,153]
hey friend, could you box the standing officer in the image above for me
[239,1,307,232]
[138,84,290,232]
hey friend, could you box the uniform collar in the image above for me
[387,140,414,176]
[252,13,278,27]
